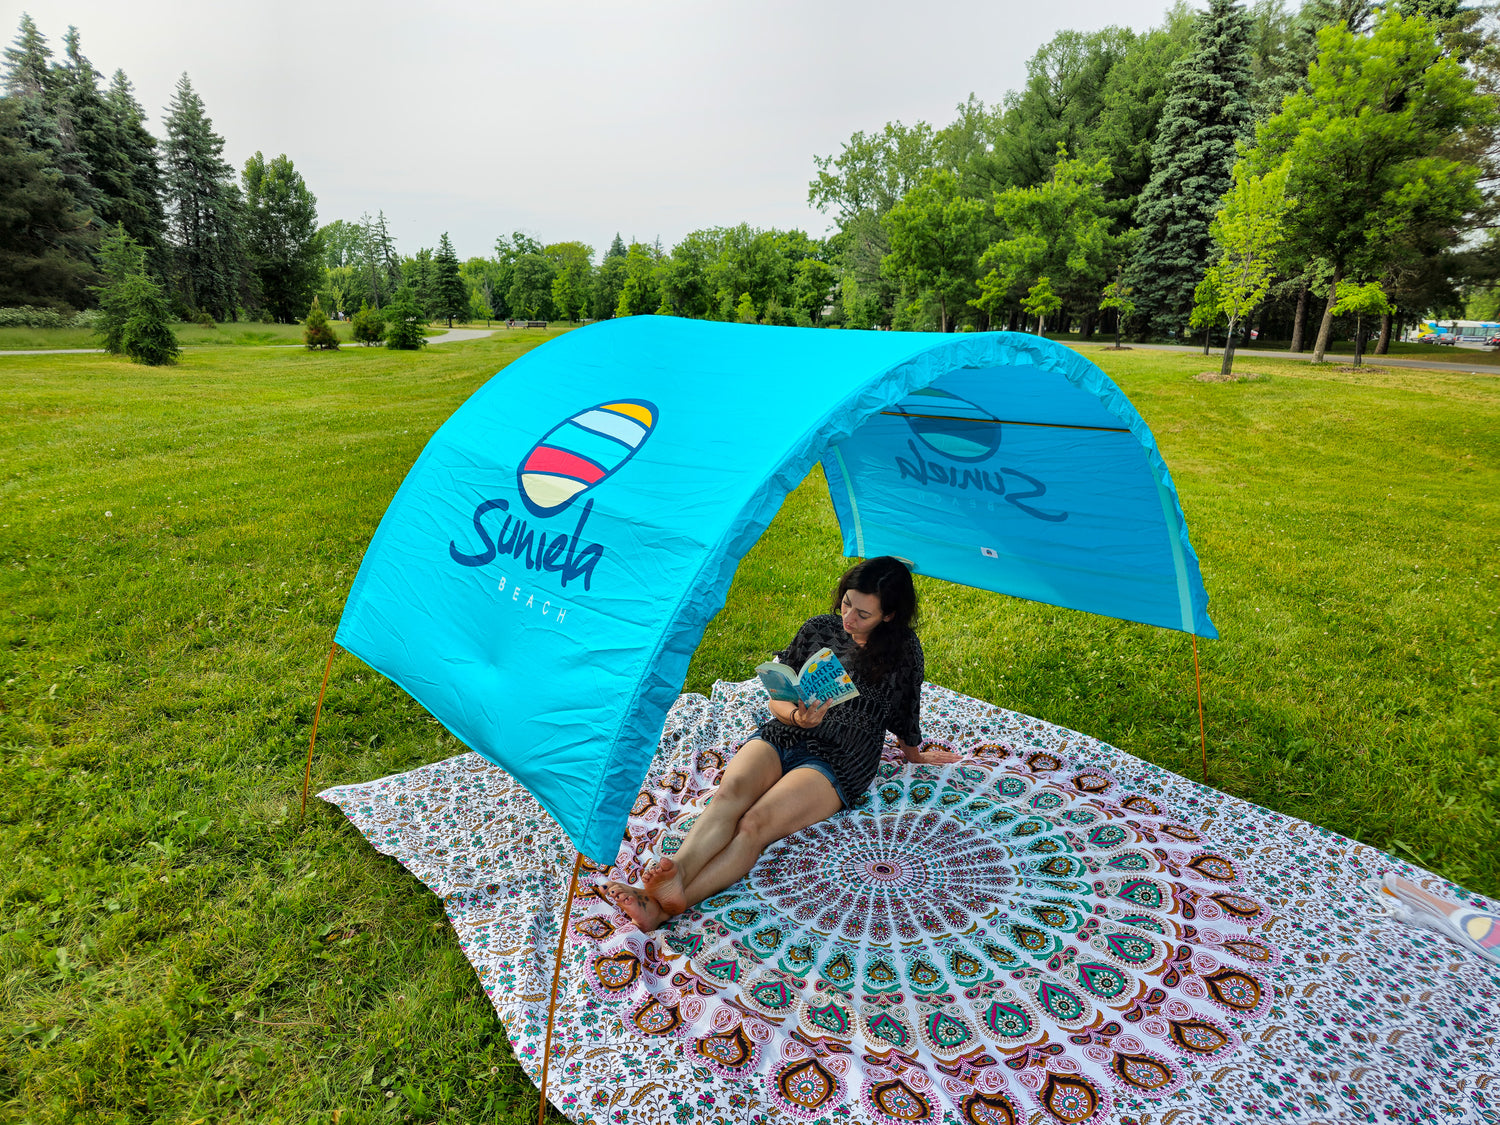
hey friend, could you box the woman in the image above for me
[608,556,960,931]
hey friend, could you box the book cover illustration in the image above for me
[755,647,860,708]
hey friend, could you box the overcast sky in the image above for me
[14,0,1191,261]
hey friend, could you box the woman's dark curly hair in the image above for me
[831,556,918,680]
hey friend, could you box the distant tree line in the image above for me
[6,2,1499,353]
[806,0,1500,348]
[2,13,322,324]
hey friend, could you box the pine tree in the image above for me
[302,295,339,349]
[432,232,466,327]
[162,73,244,320]
[1125,0,1253,338]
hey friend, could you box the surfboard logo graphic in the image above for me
[897,387,1001,463]
[518,399,658,518]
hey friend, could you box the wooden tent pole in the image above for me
[538,852,584,1125]
[299,640,339,818]
[1193,634,1208,784]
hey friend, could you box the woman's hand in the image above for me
[782,697,831,729]
[900,742,959,764]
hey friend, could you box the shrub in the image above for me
[69,309,100,329]
[0,305,68,328]
[351,302,386,346]
[302,296,340,350]
[193,310,217,327]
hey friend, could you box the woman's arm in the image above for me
[892,633,959,764]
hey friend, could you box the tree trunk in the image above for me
[1202,325,1211,355]
[1114,318,1122,349]
[1080,311,1095,340]
[1220,322,1238,376]
[1311,265,1342,363]
[939,295,949,334]
[1376,311,1392,354]
[1290,280,1308,352]
[1036,313,1045,334]
[1352,312,1364,366]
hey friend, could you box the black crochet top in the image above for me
[754,614,924,805]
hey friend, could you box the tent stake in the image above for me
[299,640,339,819]
[538,852,584,1125]
[1193,634,1208,784]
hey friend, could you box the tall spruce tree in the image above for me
[101,70,168,273]
[432,232,466,327]
[1125,0,1253,338]
[162,73,243,319]
[0,96,95,308]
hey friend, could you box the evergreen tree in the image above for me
[432,232,466,327]
[1125,0,1254,338]
[94,223,146,353]
[242,151,321,322]
[351,300,386,345]
[162,73,243,320]
[384,286,427,349]
[0,97,96,309]
[118,270,178,364]
[302,295,339,349]
[100,70,168,271]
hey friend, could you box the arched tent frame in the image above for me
[312,318,1216,867]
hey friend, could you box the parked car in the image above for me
[1419,332,1458,345]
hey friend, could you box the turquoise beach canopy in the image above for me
[335,317,1216,863]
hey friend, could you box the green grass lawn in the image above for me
[2,334,1496,1123]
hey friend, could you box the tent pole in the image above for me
[538,851,584,1125]
[1193,635,1208,784]
[299,640,339,819]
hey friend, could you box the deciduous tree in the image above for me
[242,151,321,322]
[1207,159,1294,376]
[881,169,986,332]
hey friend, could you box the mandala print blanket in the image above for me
[320,681,1500,1125]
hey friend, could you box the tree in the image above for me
[94,224,146,353]
[102,71,169,277]
[117,270,179,365]
[242,152,321,322]
[384,286,426,349]
[881,169,987,332]
[358,210,400,307]
[0,97,96,309]
[1206,159,1294,376]
[1246,12,1492,361]
[162,73,243,320]
[508,251,556,319]
[302,295,339,350]
[1126,0,1254,338]
[613,242,660,318]
[1332,280,1394,365]
[319,219,363,269]
[431,232,466,327]
[350,301,385,345]
[1098,269,1136,349]
[1189,272,1226,354]
[1021,277,1062,333]
[546,241,594,321]
[403,248,436,318]
[973,150,1119,331]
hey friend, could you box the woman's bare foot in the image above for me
[643,857,687,917]
[604,880,668,931]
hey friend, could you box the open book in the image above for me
[755,647,860,708]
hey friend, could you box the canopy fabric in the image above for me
[334,318,1215,863]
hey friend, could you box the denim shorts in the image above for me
[774,736,849,808]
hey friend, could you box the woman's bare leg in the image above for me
[640,739,782,915]
[676,767,842,910]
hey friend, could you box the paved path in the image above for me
[0,347,104,355]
